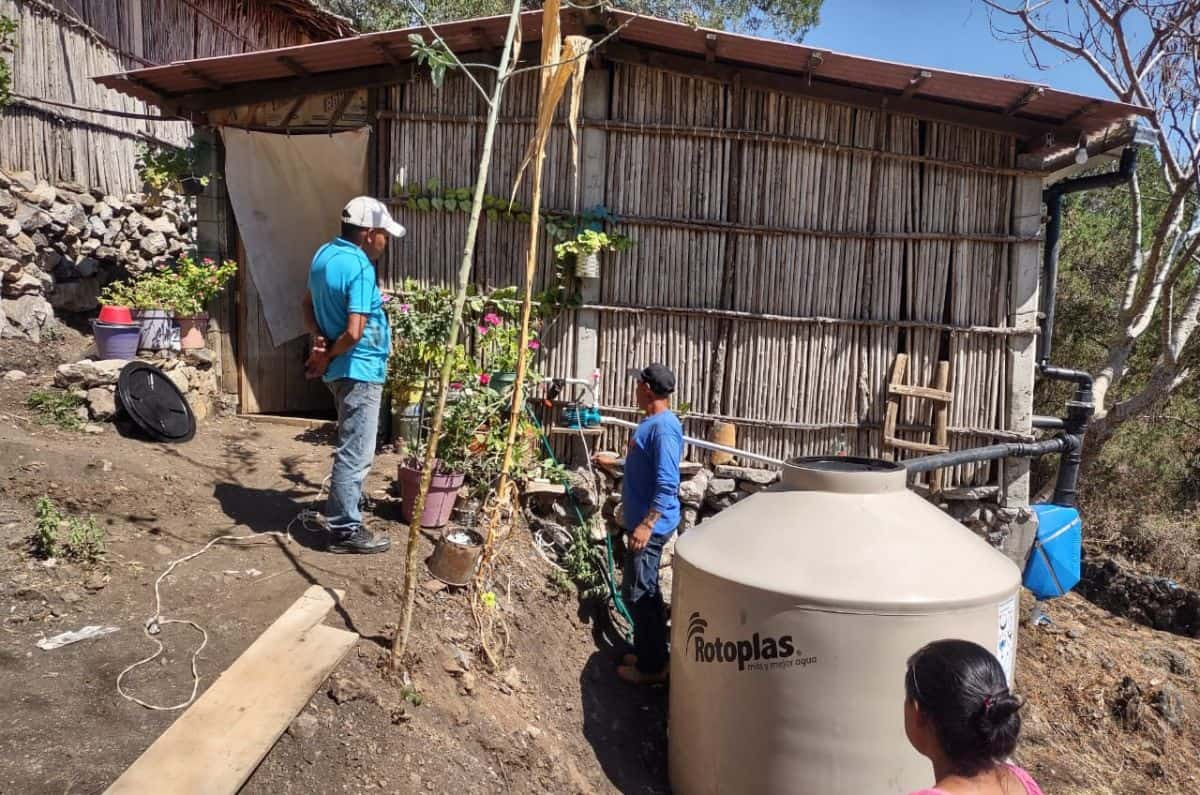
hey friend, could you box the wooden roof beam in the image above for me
[902,70,933,99]
[1061,99,1102,125]
[176,61,416,112]
[374,41,407,68]
[183,67,224,91]
[277,56,313,78]
[1005,86,1045,116]
[277,96,306,130]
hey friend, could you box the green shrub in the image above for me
[26,389,85,431]
[32,496,105,564]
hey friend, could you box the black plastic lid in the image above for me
[117,362,196,443]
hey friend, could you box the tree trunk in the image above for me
[391,0,522,671]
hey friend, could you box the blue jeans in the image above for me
[326,379,382,534]
[623,531,673,674]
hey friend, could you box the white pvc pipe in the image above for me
[600,415,785,467]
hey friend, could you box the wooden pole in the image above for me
[391,0,522,671]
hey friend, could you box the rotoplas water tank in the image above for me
[669,457,1022,794]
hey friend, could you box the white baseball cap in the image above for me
[341,196,406,238]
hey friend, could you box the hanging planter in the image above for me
[574,250,600,279]
[554,229,632,282]
[179,176,206,196]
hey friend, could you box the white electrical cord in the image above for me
[116,478,330,711]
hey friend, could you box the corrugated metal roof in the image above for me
[93,9,1148,166]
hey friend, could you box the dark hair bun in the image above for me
[977,692,1023,759]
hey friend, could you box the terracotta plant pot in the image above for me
[176,314,209,350]
[398,462,465,528]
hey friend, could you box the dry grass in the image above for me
[1015,591,1200,794]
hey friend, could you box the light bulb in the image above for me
[1074,146,1088,165]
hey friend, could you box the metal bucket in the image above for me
[427,528,484,586]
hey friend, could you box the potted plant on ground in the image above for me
[171,255,237,350]
[553,228,633,279]
[398,384,495,528]
[386,279,474,445]
[94,281,141,360]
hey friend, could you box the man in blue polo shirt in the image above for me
[301,196,404,554]
[617,363,683,685]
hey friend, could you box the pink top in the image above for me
[909,764,1044,795]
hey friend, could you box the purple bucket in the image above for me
[92,320,140,360]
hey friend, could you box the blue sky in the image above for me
[805,1,1112,100]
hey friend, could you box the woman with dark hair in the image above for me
[904,639,1044,795]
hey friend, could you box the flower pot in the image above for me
[91,319,140,360]
[176,314,209,350]
[132,308,173,351]
[426,528,484,586]
[390,401,422,449]
[398,463,464,528]
[180,176,205,196]
[575,250,600,279]
[98,305,134,324]
[487,371,518,393]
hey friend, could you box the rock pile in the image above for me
[1078,557,1200,639]
[0,168,194,340]
[53,349,223,425]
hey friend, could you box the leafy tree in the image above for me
[985,1,1200,465]
[322,0,821,39]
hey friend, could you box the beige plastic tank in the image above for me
[669,457,1021,794]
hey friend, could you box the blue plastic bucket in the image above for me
[91,320,140,360]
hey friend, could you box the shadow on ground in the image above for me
[579,604,672,794]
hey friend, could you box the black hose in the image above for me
[902,438,1069,475]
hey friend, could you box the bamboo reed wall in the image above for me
[375,59,1034,495]
[0,0,329,194]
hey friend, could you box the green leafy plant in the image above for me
[477,310,541,375]
[408,34,457,89]
[26,389,85,431]
[32,496,105,563]
[0,16,16,108]
[98,255,237,315]
[386,279,477,402]
[553,229,633,260]
[135,134,213,192]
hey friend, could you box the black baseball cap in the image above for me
[628,363,676,396]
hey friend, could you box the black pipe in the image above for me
[902,438,1069,475]
[1039,147,1137,366]
[1032,415,1065,430]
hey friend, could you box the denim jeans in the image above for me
[623,531,672,674]
[325,379,383,534]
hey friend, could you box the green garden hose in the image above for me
[526,408,634,639]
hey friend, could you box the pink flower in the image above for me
[483,312,502,327]
[528,339,541,350]
[476,325,487,335]
[450,381,463,390]
[398,303,411,313]
[479,373,491,386]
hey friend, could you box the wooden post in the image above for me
[708,75,744,416]
[572,66,610,396]
[1003,176,1041,510]
[929,361,951,494]
[881,353,908,462]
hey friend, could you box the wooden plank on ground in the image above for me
[239,413,336,430]
[105,586,355,795]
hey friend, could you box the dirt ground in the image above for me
[1,334,1198,794]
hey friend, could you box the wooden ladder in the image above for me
[882,353,952,492]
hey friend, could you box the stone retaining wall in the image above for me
[1078,557,1200,639]
[0,167,194,341]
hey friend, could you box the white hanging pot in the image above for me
[575,250,600,279]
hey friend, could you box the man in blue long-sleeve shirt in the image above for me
[617,363,683,685]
